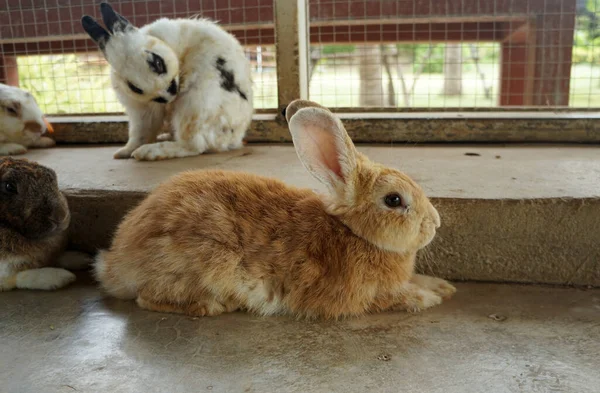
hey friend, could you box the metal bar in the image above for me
[274,0,302,110]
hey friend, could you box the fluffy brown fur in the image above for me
[96,100,456,318]
[0,158,84,291]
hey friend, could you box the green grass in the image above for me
[569,64,600,107]
[309,63,600,108]
[17,55,599,114]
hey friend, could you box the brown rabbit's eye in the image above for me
[1,181,17,195]
[384,193,404,208]
[6,107,18,115]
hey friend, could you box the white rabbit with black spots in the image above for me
[0,83,54,156]
[81,2,253,161]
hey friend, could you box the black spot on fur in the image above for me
[148,52,167,75]
[167,79,178,95]
[236,88,247,101]
[215,57,248,101]
[100,2,132,34]
[127,81,143,95]
[81,15,110,51]
[216,59,236,91]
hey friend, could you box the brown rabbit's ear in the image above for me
[288,107,357,193]
[284,100,331,123]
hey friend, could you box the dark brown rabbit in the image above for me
[0,158,89,291]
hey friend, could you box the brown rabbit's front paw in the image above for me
[432,279,456,300]
[411,274,457,300]
[403,288,443,313]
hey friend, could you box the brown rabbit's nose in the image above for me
[48,220,59,233]
[53,211,70,230]
[48,215,69,234]
[24,120,45,134]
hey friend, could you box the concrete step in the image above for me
[21,144,600,286]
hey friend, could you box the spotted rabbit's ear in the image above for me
[100,2,133,34]
[81,16,110,51]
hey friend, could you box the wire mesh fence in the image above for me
[0,0,277,114]
[308,42,502,108]
[308,0,599,109]
[0,0,598,115]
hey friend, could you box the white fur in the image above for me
[93,251,137,299]
[0,256,29,291]
[401,283,443,312]
[15,267,76,290]
[236,281,285,316]
[411,273,457,299]
[1,252,86,291]
[0,143,27,156]
[0,83,53,156]
[91,11,253,161]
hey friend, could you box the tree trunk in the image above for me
[443,44,462,96]
[358,45,384,106]
[468,44,492,99]
[381,45,396,107]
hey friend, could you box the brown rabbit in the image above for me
[95,100,455,318]
[0,158,89,291]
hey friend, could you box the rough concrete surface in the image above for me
[18,145,600,286]
[22,144,600,199]
[0,275,598,393]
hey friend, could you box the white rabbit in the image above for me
[0,83,54,156]
[81,2,254,161]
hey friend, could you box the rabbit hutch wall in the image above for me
[0,0,598,144]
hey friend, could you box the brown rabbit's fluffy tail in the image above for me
[94,250,137,299]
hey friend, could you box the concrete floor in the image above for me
[0,274,598,393]
[3,145,600,391]
[23,144,600,199]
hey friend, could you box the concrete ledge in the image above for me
[50,116,600,143]
[21,144,600,286]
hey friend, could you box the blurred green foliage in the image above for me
[573,0,600,64]
[18,54,120,114]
